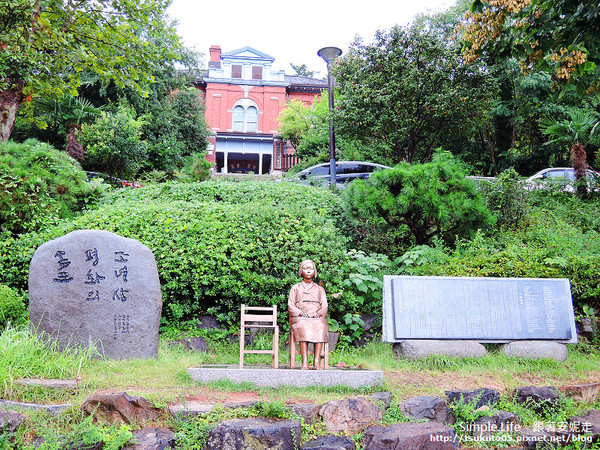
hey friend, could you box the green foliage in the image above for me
[179,152,213,182]
[1,180,350,326]
[480,168,530,229]
[334,24,494,163]
[9,411,133,450]
[412,192,600,312]
[0,139,104,235]
[0,0,194,141]
[0,284,26,330]
[0,325,98,398]
[342,152,495,254]
[143,88,209,174]
[79,107,147,179]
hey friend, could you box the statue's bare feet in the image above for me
[301,363,309,370]
[315,364,323,370]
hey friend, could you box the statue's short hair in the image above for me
[298,259,317,278]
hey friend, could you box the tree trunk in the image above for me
[0,81,25,142]
[571,143,588,197]
[486,125,497,175]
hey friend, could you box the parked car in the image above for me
[85,171,141,188]
[294,161,392,187]
[524,167,600,192]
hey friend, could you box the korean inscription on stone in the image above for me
[29,230,162,358]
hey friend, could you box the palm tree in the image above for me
[540,109,600,196]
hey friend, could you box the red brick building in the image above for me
[194,46,326,174]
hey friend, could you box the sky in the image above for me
[166,0,457,76]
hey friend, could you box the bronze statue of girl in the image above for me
[288,259,329,369]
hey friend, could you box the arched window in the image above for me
[233,106,245,131]
[246,107,258,132]
[231,100,259,132]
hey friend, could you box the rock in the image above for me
[576,317,597,340]
[558,382,600,404]
[570,409,600,440]
[445,388,500,409]
[393,340,487,359]
[470,410,521,437]
[224,400,259,409]
[517,427,557,449]
[123,427,176,450]
[501,341,568,362]
[0,409,26,434]
[0,399,71,415]
[302,434,356,449]
[168,336,209,353]
[514,385,561,414]
[363,421,458,449]
[370,391,393,410]
[287,402,320,424]
[360,314,378,332]
[28,230,162,359]
[319,397,383,434]
[353,333,377,348]
[14,378,79,390]
[400,395,455,424]
[168,401,214,418]
[81,392,161,425]
[205,418,301,449]
[196,316,225,330]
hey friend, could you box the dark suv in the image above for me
[295,161,391,187]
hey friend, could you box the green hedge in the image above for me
[0,180,350,326]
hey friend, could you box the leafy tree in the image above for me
[143,87,209,173]
[333,24,494,163]
[79,107,147,179]
[290,63,317,77]
[0,0,192,141]
[341,152,495,251]
[462,0,600,98]
[278,97,329,161]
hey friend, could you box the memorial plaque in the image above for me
[29,230,162,358]
[382,276,577,343]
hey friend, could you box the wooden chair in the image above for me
[288,318,329,369]
[239,304,279,369]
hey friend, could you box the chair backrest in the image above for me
[241,304,277,328]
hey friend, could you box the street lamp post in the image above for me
[317,46,342,189]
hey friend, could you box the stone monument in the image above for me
[28,230,162,358]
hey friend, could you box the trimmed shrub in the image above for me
[0,180,350,326]
[0,139,105,235]
[342,152,495,255]
[0,284,27,329]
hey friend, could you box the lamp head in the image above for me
[317,47,342,64]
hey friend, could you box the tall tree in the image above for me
[0,0,192,141]
[462,0,600,98]
[290,63,317,77]
[333,24,494,163]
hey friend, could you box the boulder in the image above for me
[168,401,214,418]
[0,399,71,415]
[196,316,225,331]
[302,434,356,449]
[570,409,600,440]
[28,230,162,359]
[122,427,176,450]
[319,397,382,434]
[514,385,561,414]
[363,421,458,449]
[400,396,455,424]
[445,388,500,409]
[517,427,557,449]
[168,336,208,353]
[81,392,161,425]
[205,418,301,449]
[370,391,393,410]
[287,402,320,425]
[0,409,26,434]
[501,341,568,362]
[558,382,600,404]
[576,317,597,340]
[393,340,487,359]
